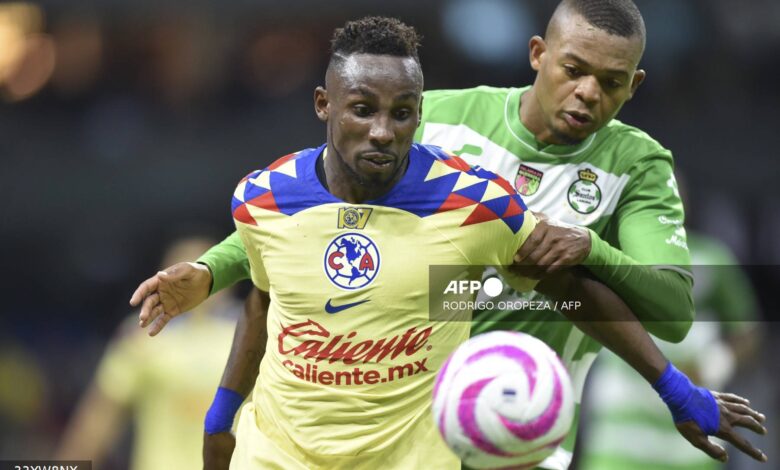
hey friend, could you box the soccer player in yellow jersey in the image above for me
[56,237,238,470]
[131,17,767,470]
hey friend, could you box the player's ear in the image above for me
[529,36,546,72]
[417,95,424,128]
[627,69,646,100]
[314,86,329,122]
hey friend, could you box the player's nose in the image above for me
[368,115,394,145]
[574,76,601,106]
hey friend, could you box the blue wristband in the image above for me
[205,387,245,435]
[652,362,719,435]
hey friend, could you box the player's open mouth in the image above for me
[563,111,592,129]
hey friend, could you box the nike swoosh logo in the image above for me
[325,299,370,314]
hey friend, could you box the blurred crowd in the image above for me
[1,0,778,468]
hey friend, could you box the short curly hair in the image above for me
[330,16,422,63]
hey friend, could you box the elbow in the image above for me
[651,294,694,344]
[657,318,693,344]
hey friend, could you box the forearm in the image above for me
[536,268,667,383]
[585,230,694,343]
[204,288,268,436]
[197,231,251,296]
[219,288,269,396]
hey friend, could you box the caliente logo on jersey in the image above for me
[324,233,380,290]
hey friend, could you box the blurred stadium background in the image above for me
[0,0,777,467]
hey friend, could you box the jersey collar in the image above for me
[503,86,598,158]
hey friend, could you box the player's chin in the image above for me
[552,123,590,146]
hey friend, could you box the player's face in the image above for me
[316,54,422,187]
[529,17,645,144]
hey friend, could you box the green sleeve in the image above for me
[610,150,691,267]
[585,231,694,342]
[196,231,251,295]
[584,152,694,342]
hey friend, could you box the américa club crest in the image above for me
[324,232,380,290]
[515,164,544,196]
[568,168,602,214]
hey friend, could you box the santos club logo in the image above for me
[324,233,380,290]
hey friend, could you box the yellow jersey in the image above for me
[232,143,536,468]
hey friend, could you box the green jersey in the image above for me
[580,233,758,470]
[416,86,692,469]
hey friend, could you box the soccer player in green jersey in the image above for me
[130,3,768,468]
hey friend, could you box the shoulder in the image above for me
[423,86,514,112]
[412,143,516,189]
[599,119,673,167]
[407,144,527,233]
[238,147,315,188]
[232,145,324,224]
[424,85,511,101]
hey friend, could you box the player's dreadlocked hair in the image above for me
[330,16,422,64]
[561,0,645,39]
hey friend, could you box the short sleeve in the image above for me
[235,224,270,291]
[495,211,539,293]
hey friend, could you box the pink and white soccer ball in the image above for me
[432,331,575,469]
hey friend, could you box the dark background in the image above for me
[1,0,777,467]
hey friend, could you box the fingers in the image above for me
[677,421,728,462]
[719,428,768,462]
[695,438,729,462]
[535,250,570,276]
[731,414,768,435]
[147,312,173,337]
[724,402,767,426]
[129,275,159,306]
[513,215,589,275]
[716,391,751,406]
[138,293,160,326]
[514,223,546,264]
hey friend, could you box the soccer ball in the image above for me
[432,331,575,469]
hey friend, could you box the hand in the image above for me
[510,212,591,279]
[203,431,235,470]
[129,262,212,336]
[676,392,768,463]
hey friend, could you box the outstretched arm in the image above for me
[203,287,269,470]
[535,269,767,464]
[130,232,251,336]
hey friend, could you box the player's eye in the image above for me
[606,79,624,89]
[353,104,372,117]
[563,64,582,78]
[394,108,412,120]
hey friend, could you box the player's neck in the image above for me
[320,148,408,204]
[520,87,565,146]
